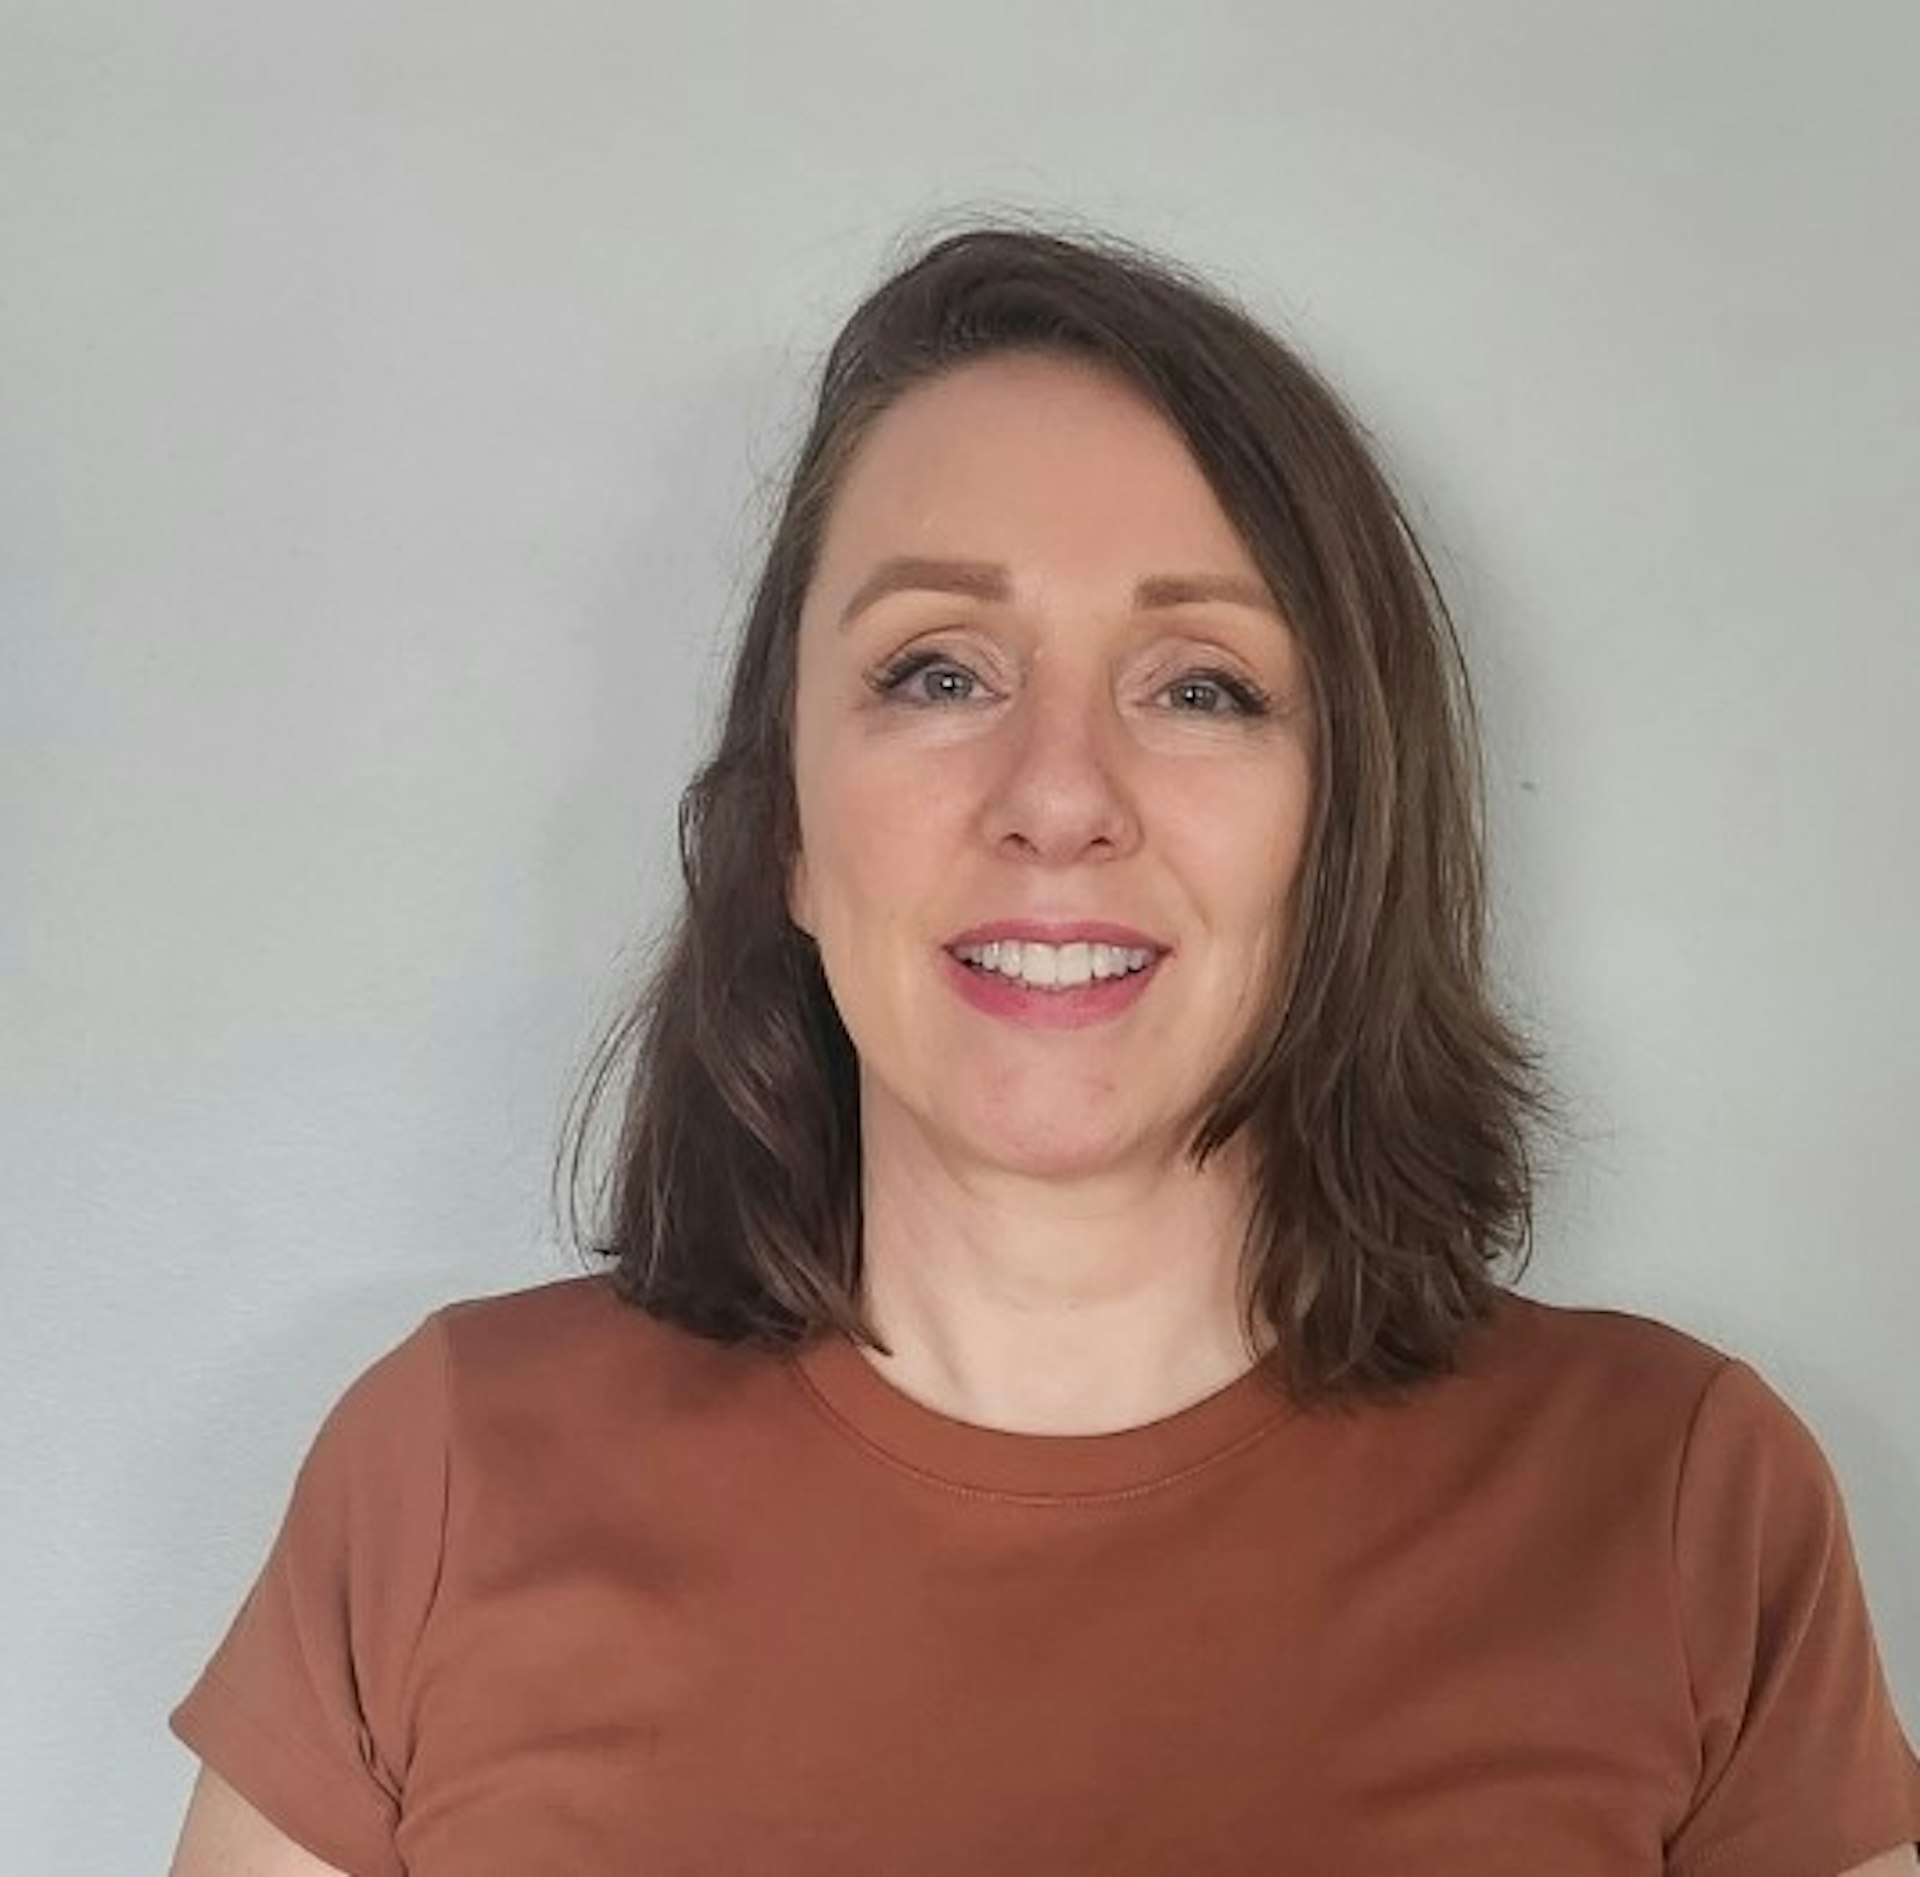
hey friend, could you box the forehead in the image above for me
[808,353,1264,602]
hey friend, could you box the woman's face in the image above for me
[789,353,1314,1186]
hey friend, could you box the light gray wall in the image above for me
[4,2,1915,1865]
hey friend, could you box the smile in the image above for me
[950,938,1155,990]
[940,927,1166,1030]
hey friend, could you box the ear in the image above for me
[787,847,815,938]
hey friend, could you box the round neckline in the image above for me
[789,1332,1297,1501]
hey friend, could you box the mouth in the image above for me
[940,924,1167,1027]
[948,936,1156,992]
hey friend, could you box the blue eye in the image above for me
[870,652,982,706]
[1162,670,1271,716]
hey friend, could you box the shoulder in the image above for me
[433,1269,650,1368]
[302,1275,798,1490]
[1465,1288,1731,1380]
[432,1271,756,1383]
[1444,1289,1735,1437]
[1442,1292,1846,1533]
[422,1272,792,1448]
[1465,1292,1829,1447]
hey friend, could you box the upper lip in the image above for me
[945,920,1168,953]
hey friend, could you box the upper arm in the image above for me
[162,1763,1917,1877]
[167,1317,449,1875]
[168,1766,352,1877]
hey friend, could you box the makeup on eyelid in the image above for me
[789,351,1315,1183]
[865,648,1277,717]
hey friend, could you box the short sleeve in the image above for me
[169,1314,450,1877]
[1665,1358,1920,1877]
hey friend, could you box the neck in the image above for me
[854,1114,1273,1436]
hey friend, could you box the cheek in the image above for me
[801,755,957,931]
[1169,763,1313,920]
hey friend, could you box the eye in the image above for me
[868,649,988,707]
[1159,668,1272,717]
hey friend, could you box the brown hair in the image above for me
[563,223,1545,1403]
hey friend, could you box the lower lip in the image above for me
[940,951,1161,1029]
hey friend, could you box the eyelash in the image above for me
[868,650,986,707]
[867,651,1273,718]
[1162,669,1274,717]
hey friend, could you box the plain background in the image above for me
[4,2,1916,1865]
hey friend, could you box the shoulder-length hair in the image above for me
[563,223,1545,1404]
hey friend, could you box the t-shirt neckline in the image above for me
[789,1332,1297,1501]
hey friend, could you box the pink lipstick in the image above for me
[942,922,1167,1030]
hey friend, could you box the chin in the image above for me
[862,1070,1189,1187]
[949,1111,1172,1185]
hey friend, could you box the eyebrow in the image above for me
[837,557,1280,627]
[838,557,1011,627]
[1132,572,1279,615]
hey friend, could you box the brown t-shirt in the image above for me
[170,1276,1920,1875]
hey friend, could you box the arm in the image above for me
[168,1766,351,1877]
[167,1320,449,1876]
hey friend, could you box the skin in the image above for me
[168,352,1920,1876]
[168,1767,348,1874]
[167,1758,1920,1876]
[167,1759,1920,1876]
[789,352,1314,1435]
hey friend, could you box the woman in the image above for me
[168,228,1920,1874]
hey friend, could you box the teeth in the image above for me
[953,939,1155,990]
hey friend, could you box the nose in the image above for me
[978,666,1142,865]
